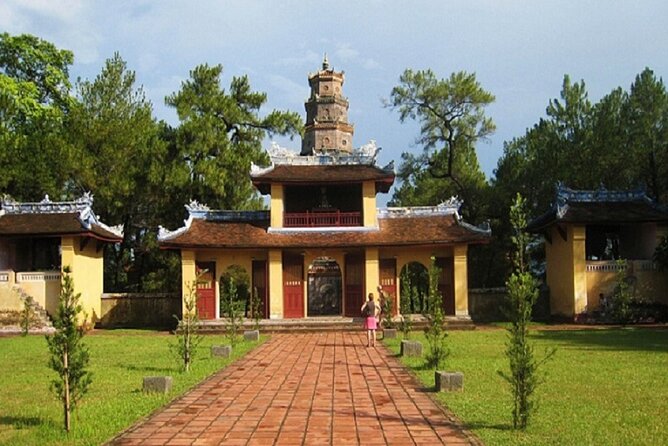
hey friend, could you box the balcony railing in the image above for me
[284,211,362,227]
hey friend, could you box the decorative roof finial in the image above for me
[322,53,329,70]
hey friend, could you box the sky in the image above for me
[2,0,667,203]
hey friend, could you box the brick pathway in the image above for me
[108,332,480,446]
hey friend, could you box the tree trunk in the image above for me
[64,349,70,432]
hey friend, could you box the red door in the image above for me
[283,253,304,318]
[436,257,455,315]
[344,253,364,316]
[196,262,216,320]
[252,260,268,319]
[379,258,397,315]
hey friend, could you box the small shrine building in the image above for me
[159,59,491,320]
[0,194,123,321]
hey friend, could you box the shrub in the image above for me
[20,295,36,336]
[45,266,92,432]
[221,277,244,346]
[499,194,555,430]
[171,277,203,373]
[398,315,412,339]
[423,257,449,370]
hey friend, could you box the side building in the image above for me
[159,59,491,321]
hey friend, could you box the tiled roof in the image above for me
[159,213,490,249]
[0,212,123,242]
[526,185,668,232]
[251,164,395,194]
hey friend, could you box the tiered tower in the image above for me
[300,55,354,155]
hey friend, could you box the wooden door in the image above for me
[344,253,364,317]
[436,257,455,315]
[252,260,268,319]
[283,253,304,318]
[196,262,216,320]
[379,258,397,315]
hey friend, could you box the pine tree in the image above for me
[45,266,92,432]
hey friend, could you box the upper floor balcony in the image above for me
[284,210,362,227]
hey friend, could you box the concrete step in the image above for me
[194,315,475,333]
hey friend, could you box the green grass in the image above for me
[0,329,264,445]
[385,327,668,445]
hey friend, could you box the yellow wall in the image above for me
[546,224,587,317]
[61,236,104,323]
[453,244,469,316]
[181,250,196,316]
[268,250,283,318]
[365,247,379,301]
[270,184,284,228]
[362,181,377,227]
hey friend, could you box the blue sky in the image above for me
[2,0,667,197]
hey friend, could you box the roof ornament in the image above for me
[186,200,210,212]
[322,53,330,70]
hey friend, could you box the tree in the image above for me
[387,69,494,220]
[67,53,176,292]
[172,277,203,372]
[423,257,449,369]
[45,267,92,432]
[499,194,554,430]
[166,64,302,210]
[0,33,74,200]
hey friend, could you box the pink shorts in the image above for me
[364,316,377,330]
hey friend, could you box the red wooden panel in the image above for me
[379,258,397,315]
[283,254,304,318]
[196,262,216,320]
[436,257,455,315]
[344,253,364,317]
[252,260,268,319]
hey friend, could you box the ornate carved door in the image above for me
[436,257,455,315]
[195,262,216,320]
[344,253,364,317]
[283,253,304,318]
[379,258,397,315]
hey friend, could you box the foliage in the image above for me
[398,315,413,340]
[399,262,429,313]
[20,294,36,336]
[384,328,668,446]
[221,277,244,347]
[380,292,394,329]
[653,236,668,270]
[171,277,203,372]
[45,266,92,432]
[0,33,74,200]
[423,257,449,369]
[499,194,555,430]
[0,330,263,445]
[165,63,302,210]
[249,286,262,331]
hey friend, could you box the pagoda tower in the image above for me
[300,55,355,155]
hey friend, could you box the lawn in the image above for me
[384,327,668,446]
[0,330,264,446]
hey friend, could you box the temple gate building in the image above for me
[159,59,491,320]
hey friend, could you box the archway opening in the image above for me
[307,257,342,316]
[220,264,251,317]
[399,262,429,314]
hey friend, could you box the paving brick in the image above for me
[108,332,479,446]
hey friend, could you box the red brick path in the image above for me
[108,332,480,445]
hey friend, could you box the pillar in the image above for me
[270,184,284,228]
[453,244,469,316]
[365,247,379,301]
[268,249,283,319]
[181,250,196,316]
[362,181,377,227]
[572,225,587,315]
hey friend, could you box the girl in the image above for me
[361,292,379,347]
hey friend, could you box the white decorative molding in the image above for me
[259,140,387,169]
[379,197,462,218]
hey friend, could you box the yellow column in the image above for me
[572,225,587,315]
[268,250,283,319]
[365,247,379,301]
[453,244,469,316]
[362,181,377,227]
[181,250,196,316]
[270,184,284,228]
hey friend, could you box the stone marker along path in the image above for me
[108,332,480,445]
